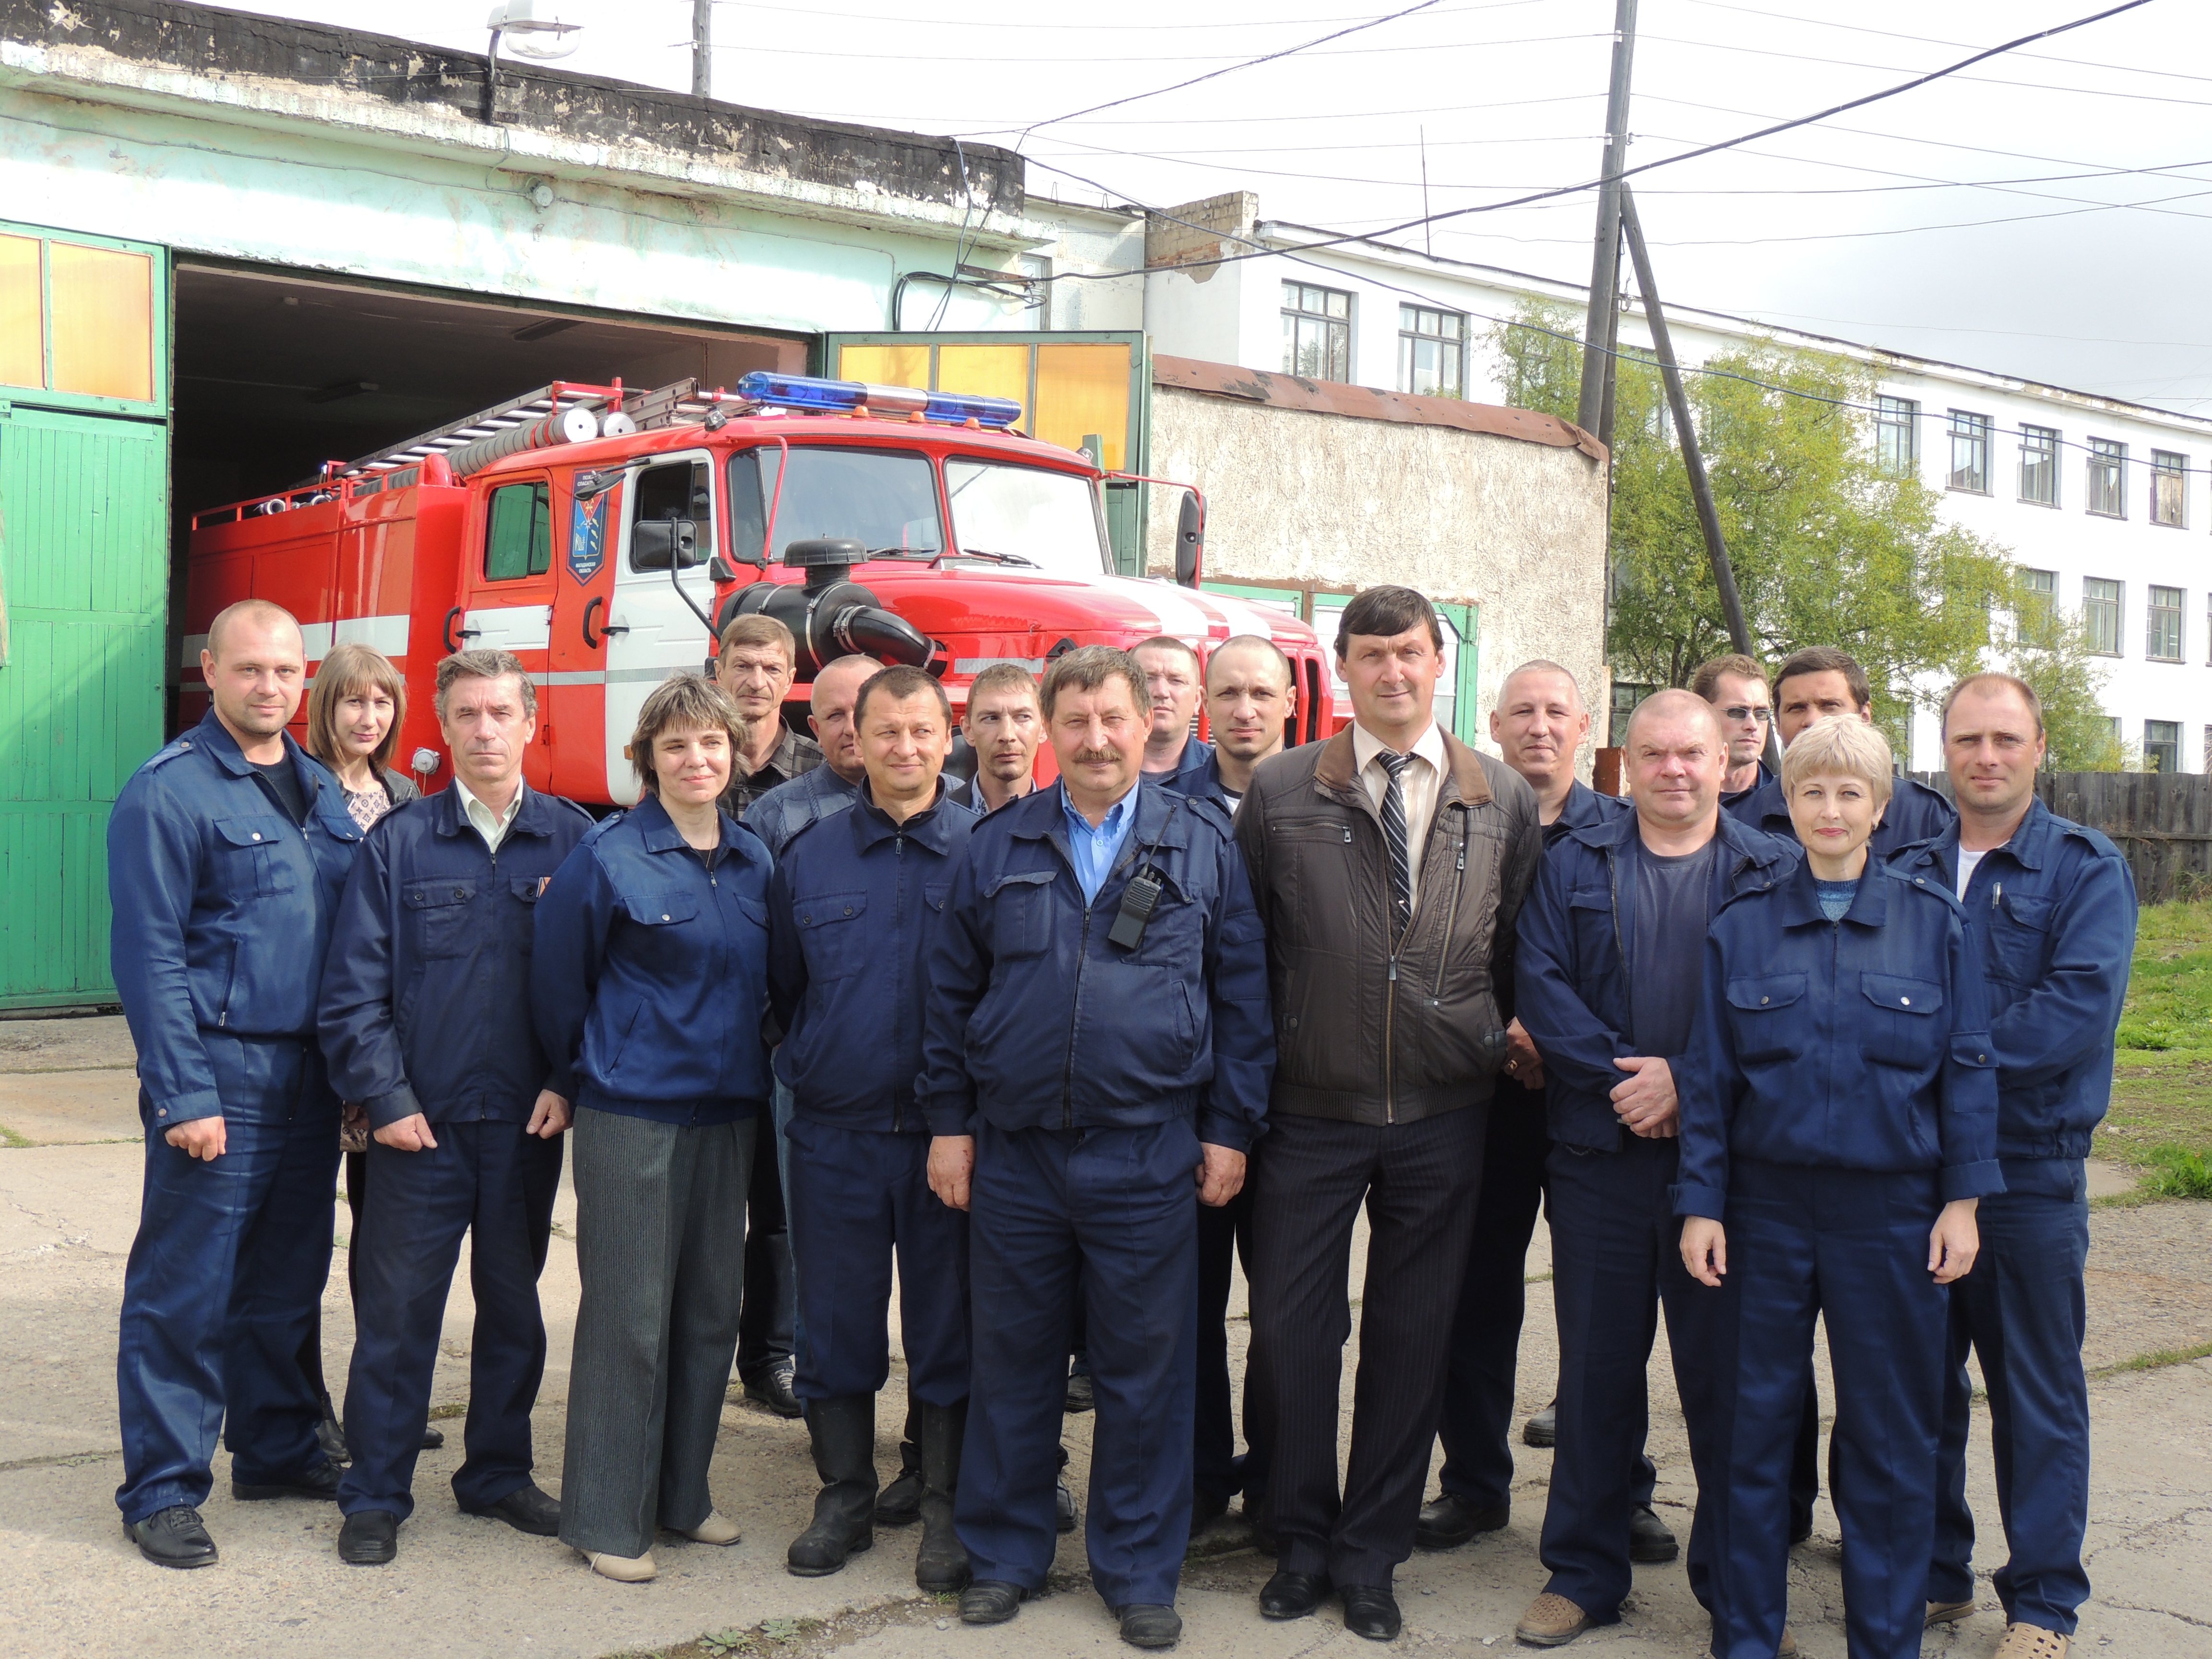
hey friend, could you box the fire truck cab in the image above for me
[185,373,1338,806]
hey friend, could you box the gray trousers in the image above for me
[559,1106,752,1558]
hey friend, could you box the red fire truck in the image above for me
[185,371,1341,805]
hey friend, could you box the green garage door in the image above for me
[0,222,170,1009]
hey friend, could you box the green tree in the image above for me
[1488,302,2015,745]
[2006,578,2131,771]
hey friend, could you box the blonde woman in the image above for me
[1677,716,2001,1659]
[306,642,419,831]
[532,674,775,1583]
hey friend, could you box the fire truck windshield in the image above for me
[945,459,1111,579]
[732,445,946,561]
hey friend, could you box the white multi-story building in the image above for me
[1032,192,2212,771]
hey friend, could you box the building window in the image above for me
[1947,410,1991,493]
[2153,450,2188,527]
[2087,437,2127,517]
[2149,585,2185,661]
[2145,720,2181,774]
[1396,305,1466,398]
[1282,282,1351,383]
[2083,577,2123,655]
[2019,424,2059,505]
[1875,396,1919,477]
[2017,567,2056,634]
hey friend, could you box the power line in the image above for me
[1677,0,2212,87]
[711,0,1546,28]
[1011,1,2162,281]
[704,26,1604,64]
[761,91,1604,131]
[1638,32,2212,110]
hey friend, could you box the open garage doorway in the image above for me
[166,261,808,729]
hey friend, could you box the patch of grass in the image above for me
[2116,900,2212,1053]
[2090,1339,2212,1379]
[2140,1143,2212,1199]
[0,1122,32,1149]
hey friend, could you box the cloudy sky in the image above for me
[230,0,2212,412]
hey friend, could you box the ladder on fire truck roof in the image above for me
[323,377,748,483]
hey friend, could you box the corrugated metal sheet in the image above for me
[0,404,168,1006]
[1151,354,1607,463]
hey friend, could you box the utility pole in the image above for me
[1619,183,1785,774]
[692,0,712,98]
[1574,0,1637,436]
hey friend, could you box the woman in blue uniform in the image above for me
[532,674,776,1583]
[1677,715,2002,1659]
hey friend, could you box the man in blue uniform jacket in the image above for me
[1510,691,1798,1648]
[1898,674,2137,1658]
[918,646,1273,1652]
[767,664,979,1591]
[1725,647,1954,857]
[1134,636,1214,796]
[108,600,366,1567]
[315,651,595,1566]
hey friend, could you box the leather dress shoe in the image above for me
[1192,1484,1232,1529]
[1523,1403,1558,1447]
[338,1510,398,1565]
[315,1411,350,1465]
[234,1460,341,1502]
[126,1505,218,1569]
[1415,1491,1508,1549]
[422,1424,445,1451]
[1341,1585,1402,1642]
[1116,1604,1183,1649]
[1056,1469,1077,1534]
[1259,1569,1331,1620]
[1064,1366,1096,1414]
[463,1481,560,1536]
[959,1580,1027,1624]
[744,1358,804,1419]
[1628,1503,1679,1563]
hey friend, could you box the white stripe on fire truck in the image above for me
[178,614,411,671]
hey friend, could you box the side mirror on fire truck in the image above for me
[632,518,702,571]
[1174,490,1205,589]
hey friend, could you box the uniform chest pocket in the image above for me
[1725,973,1806,1063]
[1859,973,1944,1068]
[985,868,1057,960]
[621,890,700,928]
[1130,870,1205,968]
[793,889,871,979]
[1988,890,2054,982]
[214,817,297,899]
[403,882,479,959]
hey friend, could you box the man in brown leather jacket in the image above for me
[1235,586,1542,1642]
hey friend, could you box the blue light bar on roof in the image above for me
[734,371,1021,429]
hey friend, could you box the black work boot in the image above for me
[914,1398,972,1593]
[876,1419,925,1526]
[787,1395,877,1577]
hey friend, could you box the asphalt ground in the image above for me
[2,1016,2207,1659]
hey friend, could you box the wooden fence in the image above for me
[1907,771,2212,904]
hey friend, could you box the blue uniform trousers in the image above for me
[736,1088,796,1383]
[1541,1134,1725,1621]
[115,1035,339,1523]
[1195,1181,1259,1505]
[337,1122,563,1521]
[784,1117,969,1406]
[1928,1177,2092,1634]
[958,1118,1200,1609]
[1715,1163,1949,1659]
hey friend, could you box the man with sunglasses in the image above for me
[1690,653,1773,812]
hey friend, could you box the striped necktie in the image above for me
[1378,749,1414,936]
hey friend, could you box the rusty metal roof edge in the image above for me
[1149,355,1606,465]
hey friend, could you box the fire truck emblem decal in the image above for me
[568,491,609,584]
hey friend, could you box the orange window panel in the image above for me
[1034,343,1131,470]
[50,243,155,403]
[935,344,1031,415]
[0,235,41,391]
[838,343,931,390]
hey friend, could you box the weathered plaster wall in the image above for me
[1148,385,1610,761]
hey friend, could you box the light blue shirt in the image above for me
[1060,780,1141,905]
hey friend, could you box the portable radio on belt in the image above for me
[1106,801,1181,952]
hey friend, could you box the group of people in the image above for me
[105,585,2132,1659]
